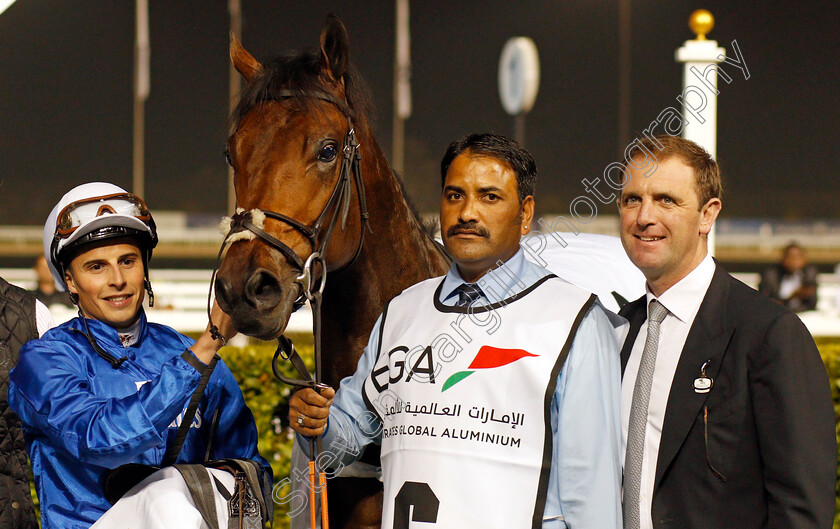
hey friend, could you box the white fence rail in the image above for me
[2,268,839,337]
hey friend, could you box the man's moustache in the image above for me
[446,222,490,238]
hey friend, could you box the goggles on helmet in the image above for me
[55,193,151,238]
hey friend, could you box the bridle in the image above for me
[207,88,370,389]
[227,91,370,284]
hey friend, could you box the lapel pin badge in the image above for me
[694,359,714,394]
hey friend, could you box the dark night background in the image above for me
[1,0,838,226]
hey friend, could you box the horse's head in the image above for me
[215,15,369,339]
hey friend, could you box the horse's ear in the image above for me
[319,14,350,83]
[230,32,263,82]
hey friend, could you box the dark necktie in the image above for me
[455,284,482,308]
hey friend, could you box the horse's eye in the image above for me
[224,150,233,167]
[318,143,338,163]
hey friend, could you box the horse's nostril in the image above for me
[214,277,234,310]
[245,269,283,310]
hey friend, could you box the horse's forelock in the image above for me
[230,48,374,132]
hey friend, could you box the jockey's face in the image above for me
[440,153,533,283]
[64,242,146,328]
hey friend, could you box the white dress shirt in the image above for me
[621,253,715,529]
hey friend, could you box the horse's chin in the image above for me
[228,299,296,341]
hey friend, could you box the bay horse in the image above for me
[214,15,449,529]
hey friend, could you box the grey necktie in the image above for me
[623,299,669,529]
[455,284,482,308]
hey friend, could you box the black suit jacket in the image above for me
[758,263,819,312]
[619,262,836,529]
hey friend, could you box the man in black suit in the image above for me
[617,134,835,529]
[759,242,820,312]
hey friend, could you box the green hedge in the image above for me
[815,338,840,529]
[29,336,840,528]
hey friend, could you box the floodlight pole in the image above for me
[392,0,411,175]
[228,0,242,214]
[133,0,150,198]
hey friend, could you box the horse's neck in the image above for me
[320,133,447,384]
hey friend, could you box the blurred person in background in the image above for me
[759,242,819,312]
[29,254,74,309]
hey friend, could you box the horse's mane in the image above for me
[231,48,374,131]
[230,47,438,241]
[392,171,440,239]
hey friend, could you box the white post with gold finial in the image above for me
[676,9,725,255]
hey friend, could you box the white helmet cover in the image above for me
[43,182,158,291]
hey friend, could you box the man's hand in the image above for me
[191,302,238,365]
[289,386,335,437]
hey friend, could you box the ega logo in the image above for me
[370,345,537,392]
